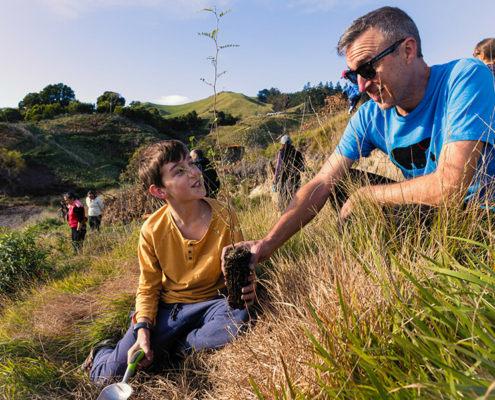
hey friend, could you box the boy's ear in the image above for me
[150,184,169,200]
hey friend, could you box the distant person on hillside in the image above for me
[63,192,87,250]
[224,7,495,273]
[191,148,220,198]
[341,71,362,114]
[273,135,305,211]
[474,38,495,76]
[82,140,255,384]
[58,200,68,222]
[86,190,104,232]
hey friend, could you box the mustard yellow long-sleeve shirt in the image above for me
[133,198,243,324]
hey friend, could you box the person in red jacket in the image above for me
[64,192,87,250]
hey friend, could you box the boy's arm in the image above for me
[130,230,164,366]
[134,232,164,325]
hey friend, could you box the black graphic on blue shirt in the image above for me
[391,138,431,170]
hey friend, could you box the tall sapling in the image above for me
[199,7,252,310]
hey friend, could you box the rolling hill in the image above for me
[143,91,273,119]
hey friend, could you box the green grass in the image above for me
[144,91,273,119]
[1,108,495,399]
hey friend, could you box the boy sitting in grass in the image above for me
[82,140,256,383]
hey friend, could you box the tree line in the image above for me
[257,81,350,112]
[0,83,239,133]
[0,83,126,123]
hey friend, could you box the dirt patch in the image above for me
[0,164,74,197]
[0,203,44,229]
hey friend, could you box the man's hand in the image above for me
[339,186,373,224]
[128,324,153,369]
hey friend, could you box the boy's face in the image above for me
[151,154,205,202]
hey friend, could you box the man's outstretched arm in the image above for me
[339,140,484,220]
[223,152,354,269]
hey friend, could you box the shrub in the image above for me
[0,227,51,294]
[0,148,26,177]
[68,100,95,115]
[24,103,65,122]
[0,108,23,123]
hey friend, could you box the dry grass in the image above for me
[1,105,495,399]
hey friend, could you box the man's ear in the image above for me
[150,184,169,200]
[403,37,417,66]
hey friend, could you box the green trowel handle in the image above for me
[122,349,145,384]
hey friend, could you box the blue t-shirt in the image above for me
[335,58,495,203]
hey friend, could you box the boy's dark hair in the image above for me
[139,140,190,188]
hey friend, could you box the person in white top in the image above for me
[86,190,104,232]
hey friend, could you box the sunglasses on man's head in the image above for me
[344,38,406,85]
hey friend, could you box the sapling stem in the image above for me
[199,6,239,247]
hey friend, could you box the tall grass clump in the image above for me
[0,226,51,295]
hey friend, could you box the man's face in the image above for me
[345,29,408,111]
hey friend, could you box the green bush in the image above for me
[33,218,64,231]
[0,227,51,294]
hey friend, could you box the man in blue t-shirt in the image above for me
[223,6,495,268]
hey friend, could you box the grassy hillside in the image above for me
[0,114,173,195]
[144,91,273,119]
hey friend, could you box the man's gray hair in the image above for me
[337,7,423,58]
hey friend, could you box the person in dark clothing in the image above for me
[63,192,87,250]
[58,200,68,222]
[191,149,220,198]
[273,135,305,211]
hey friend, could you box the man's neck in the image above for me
[396,59,431,116]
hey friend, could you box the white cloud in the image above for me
[38,0,235,19]
[153,95,190,105]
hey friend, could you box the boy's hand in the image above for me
[241,273,256,308]
[128,327,153,368]
[221,240,271,308]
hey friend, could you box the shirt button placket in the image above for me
[188,243,193,260]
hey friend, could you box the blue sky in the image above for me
[0,0,493,108]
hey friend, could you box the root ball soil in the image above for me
[223,246,251,310]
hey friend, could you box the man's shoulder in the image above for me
[433,58,491,83]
